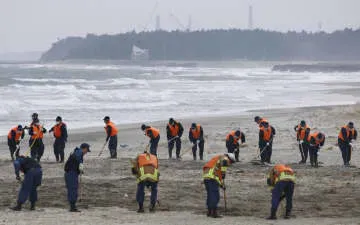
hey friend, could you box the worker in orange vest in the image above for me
[7,125,25,161]
[307,132,325,168]
[28,118,47,162]
[103,116,118,158]
[254,116,268,128]
[131,152,159,213]
[141,124,160,156]
[203,153,236,218]
[166,118,184,159]
[294,120,310,164]
[49,116,68,163]
[189,123,205,160]
[266,164,296,220]
[225,129,245,162]
[259,122,276,163]
[338,122,357,166]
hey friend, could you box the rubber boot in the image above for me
[176,154,181,160]
[149,203,156,213]
[235,150,239,162]
[70,202,80,212]
[193,153,196,161]
[168,149,172,159]
[137,203,144,213]
[200,152,203,160]
[284,209,291,219]
[211,209,222,218]
[207,209,211,217]
[10,202,22,211]
[30,202,36,211]
[266,208,277,220]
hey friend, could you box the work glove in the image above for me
[16,176,22,182]
[79,163,84,174]
[299,140,304,144]
[317,152,320,156]
[349,143,353,147]
[266,142,270,146]
[196,140,200,144]
[131,167,138,175]
[221,185,226,190]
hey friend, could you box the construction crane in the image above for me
[169,13,189,31]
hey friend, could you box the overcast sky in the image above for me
[0,0,359,53]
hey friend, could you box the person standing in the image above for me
[225,129,245,162]
[189,123,205,160]
[259,122,276,163]
[307,132,325,168]
[141,124,160,156]
[203,153,236,218]
[103,116,118,158]
[10,151,42,211]
[131,151,159,213]
[254,116,268,128]
[64,143,90,212]
[266,164,296,220]
[166,118,184,159]
[28,119,47,162]
[7,125,25,161]
[49,116,68,163]
[338,122,357,166]
[294,120,310,164]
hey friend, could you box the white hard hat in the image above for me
[226,153,236,163]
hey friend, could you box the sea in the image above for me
[1,61,359,135]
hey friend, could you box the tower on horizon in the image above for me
[248,5,253,30]
[156,15,161,31]
[187,15,192,32]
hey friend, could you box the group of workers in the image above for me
[6,113,357,220]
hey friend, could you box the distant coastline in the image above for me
[272,63,360,73]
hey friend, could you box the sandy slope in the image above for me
[0,104,360,224]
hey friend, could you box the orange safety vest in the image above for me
[53,123,66,138]
[226,131,241,144]
[338,125,355,141]
[260,126,272,141]
[296,124,310,140]
[203,155,227,185]
[31,124,44,140]
[307,132,324,145]
[270,164,296,184]
[190,124,201,139]
[146,127,160,138]
[104,121,118,136]
[258,118,268,128]
[8,127,23,141]
[138,153,159,168]
[168,123,180,136]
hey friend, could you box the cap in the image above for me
[141,124,146,131]
[191,123,197,129]
[103,116,110,121]
[254,116,260,122]
[348,121,354,128]
[235,130,241,137]
[56,116,62,122]
[169,118,175,124]
[300,120,306,125]
[17,125,23,130]
[80,143,91,152]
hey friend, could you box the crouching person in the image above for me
[11,150,42,211]
[131,151,159,213]
[266,164,296,220]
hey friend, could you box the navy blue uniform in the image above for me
[338,127,357,165]
[28,125,46,161]
[64,148,83,208]
[50,123,68,162]
[14,157,42,205]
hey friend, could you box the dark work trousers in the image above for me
[136,181,158,207]
[8,139,17,160]
[309,146,319,167]
[108,135,118,158]
[54,139,66,162]
[65,171,79,205]
[168,137,181,158]
[226,142,239,161]
[299,141,309,162]
[18,168,42,204]
[150,135,160,156]
[271,181,295,214]
[204,179,220,210]
[259,142,272,163]
[30,139,44,162]
[338,140,351,165]
[192,140,205,160]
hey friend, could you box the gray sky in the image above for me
[0,0,359,53]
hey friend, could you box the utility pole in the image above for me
[248,5,253,30]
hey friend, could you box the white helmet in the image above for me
[226,153,236,163]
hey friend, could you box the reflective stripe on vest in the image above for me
[137,153,159,183]
[202,155,228,186]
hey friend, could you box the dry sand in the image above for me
[0,104,360,224]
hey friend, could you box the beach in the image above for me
[0,104,360,224]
